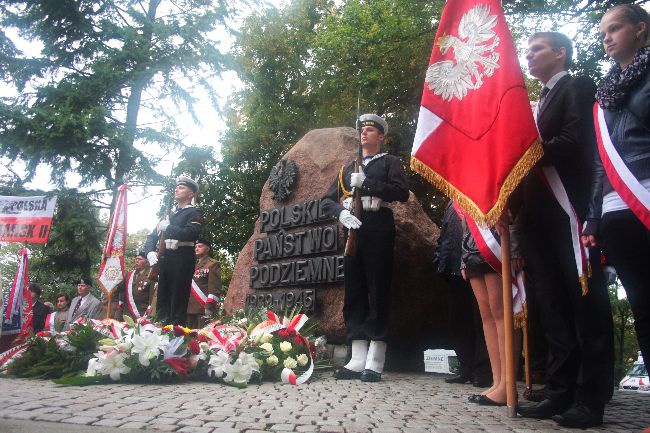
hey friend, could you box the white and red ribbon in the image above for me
[538,167,590,295]
[124,271,141,319]
[44,312,56,332]
[454,203,526,319]
[190,279,207,308]
[594,103,650,229]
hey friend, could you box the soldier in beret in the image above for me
[186,239,222,329]
[322,113,409,382]
[65,277,101,328]
[145,176,203,325]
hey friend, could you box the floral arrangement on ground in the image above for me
[0,308,328,387]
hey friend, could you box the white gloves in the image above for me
[339,209,362,229]
[342,197,353,211]
[350,170,366,188]
[157,216,170,233]
[147,251,158,266]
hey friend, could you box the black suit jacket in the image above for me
[32,300,51,333]
[521,74,597,223]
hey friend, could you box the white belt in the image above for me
[342,196,386,212]
[165,240,195,250]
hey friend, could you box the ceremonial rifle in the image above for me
[344,94,363,257]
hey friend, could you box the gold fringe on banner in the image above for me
[514,302,528,330]
[410,139,543,227]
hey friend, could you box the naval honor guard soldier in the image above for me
[322,113,409,382]
[186,239,222,329]
[145,176,203,326]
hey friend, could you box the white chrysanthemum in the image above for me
[266,355,279,366]
[283,356,298,369]
[279,341,292,352]
[207,351,230,378]
[296,354,309,366]
[260,342,273,353]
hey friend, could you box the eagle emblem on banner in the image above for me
[425,4,500,101]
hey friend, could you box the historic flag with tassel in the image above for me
[411,0,541,225]
[97,184,128,317]
[1,248,32,352]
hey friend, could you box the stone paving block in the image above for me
[203,421,236,428]
[6,411,36,420]
[92,418,127,427]
[148,423,181,431]
[295,425,320,433]
[270,423,296,431]
[317,427,344,433]
[153,417,181,425]
[34,413,70,422]
[178,418,206,427]
[236,422,270,430]
[177,427,215,433]
[121,421,150,429]
[60,416,100,425]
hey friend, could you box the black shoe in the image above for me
[517,398,571,419]
[552,404,603,429]
[359,369,381,382]
[445,374,472,384]
[476,395,506,407]
[472,377,492,388]
[333,367,362,380]
[468,394,482,403]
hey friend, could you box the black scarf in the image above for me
[597,45,650,110]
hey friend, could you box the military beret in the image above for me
[196,239,212,249]
[358,113,388,135]
[76,277,92,286]
[176,176,199,193]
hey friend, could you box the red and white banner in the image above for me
[1,248,32,351]
[411,0,541,226]
[594,103,650,229]
[0,195,57,243]
[98,185,128,298]
[44,311,56,332]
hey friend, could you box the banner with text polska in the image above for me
[0,195,58,244]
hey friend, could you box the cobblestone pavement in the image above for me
[0,373,648,433]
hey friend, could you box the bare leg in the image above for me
[470,275,500,396]
[484,273,506,403]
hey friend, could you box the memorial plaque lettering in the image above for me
[246,289,316,311]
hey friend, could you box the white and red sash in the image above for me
[453,203,526,323]
[537,166,590,295]
[124,271,142,319]
[44,311,56,332]
[593,103,650,229]
[190,279,219,308]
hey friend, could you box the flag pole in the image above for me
[500,225,517,417]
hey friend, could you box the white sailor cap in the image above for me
[358,113,388,135]
[176,176,199,193]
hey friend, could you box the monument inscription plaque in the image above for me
[246,198,344,311]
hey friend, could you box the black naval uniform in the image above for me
[145,205,203,325]
[322,153,409,342]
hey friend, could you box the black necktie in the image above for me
[539,86,550,109]
[71,299,81,317]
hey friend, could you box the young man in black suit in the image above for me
[514,32,614,429]
[28,283,50,333]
